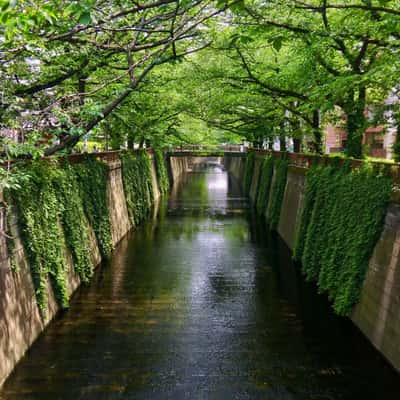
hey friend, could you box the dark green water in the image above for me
[1,167,399,399]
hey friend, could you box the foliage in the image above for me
[295,165,392,315]
[11,161,69,312]
[53,161,93,283]
[7,150,166,312]
[120,150,155,226]
[293,168,320,262]
[255,155,274,215]
[3,194,17,272]
[392,110,400,162]
[0,0,230,158]
[154,149,170,195]
[74,157,113,258]
[266,158,288,230]
[9,157,108,311]
[171,1,400,157]
[2,1,400,162]
[243,151,255,195]
[393,141,400,163]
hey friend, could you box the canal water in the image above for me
[1,166,399,399]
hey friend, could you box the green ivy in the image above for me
[53,161,93,283]
[8,152,162,313]
[10,159,106,312]
[74,157,113,258]
[3,195,18,272]
[255,155,274,215]
[292,166,320,262]
[243,151,255,195]
[120,150,155,226]
[266,158,288,230]
[295,165,391,315]
[154,149,170,194]
[11,161,69,312]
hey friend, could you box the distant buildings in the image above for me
[325,123,391,158]
[325,92,399,160]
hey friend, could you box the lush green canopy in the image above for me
[1,0,400,165]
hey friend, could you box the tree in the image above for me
[1,0,400,160]
[241,0,400,158]
[170,27,324,151]
[0,0,237,157]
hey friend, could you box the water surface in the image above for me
[1,166,399,399]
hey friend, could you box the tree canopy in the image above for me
[1,0,400,162]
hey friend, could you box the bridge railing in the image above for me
[169,144,247,153]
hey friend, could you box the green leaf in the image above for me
[79,11,91,25]
[272,37,283,52]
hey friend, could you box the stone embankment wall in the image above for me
[168,156,189,183]
[0,151,173,387]
[223,154,246,182]
[246,152,400,372]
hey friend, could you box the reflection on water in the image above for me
[1,166,399,399]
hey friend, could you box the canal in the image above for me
[1,166,399,399]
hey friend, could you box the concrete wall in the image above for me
[223,154,246,183]
[0,153,161,387]
[168,156,189,184]
[250,158,400,372]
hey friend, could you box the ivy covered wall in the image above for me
[293,165,392,316]
[245,152,288,231]
[7,150,170,314]
[243,151,392,317]
[154,149,170,195]
[120,150,155,226]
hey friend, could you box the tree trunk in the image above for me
[78,76,85,106]
[127,138,135,149]
[290,113,302,152]
[344,87,366,159]
[279,135,286,151]
[293,138,301,153]
[252,139,262,148]
[392,111,400,162]
[312,110,322,154]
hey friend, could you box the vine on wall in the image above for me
[243,152,255,195]
[255,155,274,215]
[74,157,113,258]
[154,149,170,194]
[266,158,288,230]
[244,153,288,230]
[4,200,17,272]
[292,166,320,262]
[9,151,163,313]
[53,162,94,283]
[120,150,155,226]
[11,161,69,312]
[10,158,109,312]
[294,165,392,315]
